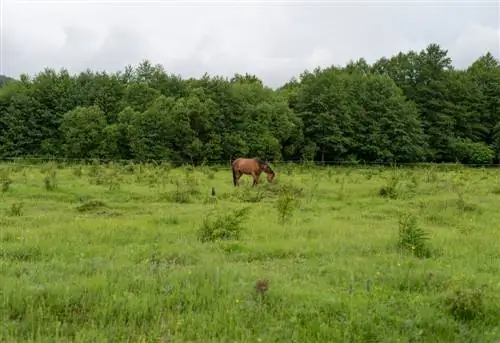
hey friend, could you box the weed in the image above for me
[164,181,194,204]
[198,206,250,243]
[1,173,12,193]
[379,173,400,199]
[337,177,346,200]
[237,188,265,203]
[9,202,23,216]
[397,212,431,258]
[44,170,57,191]
[88,159,101,177]
[445,286,486,322]
[72,166,83,178]
[276,192,296,224]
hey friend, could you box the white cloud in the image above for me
[1,0,499,87]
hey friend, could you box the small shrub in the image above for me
[456,193,478,213]
[237,188,265,203]
[197,207,250,243]
[165,184,192,204]
[278,182,305,198]
[452,180,478,213]
[1,176,12,193]
[88,160,101,177]
[9,202,23,216]
[397,212,431,258]
[44,170,57,191]
[445,286,486,322]
[276,192,296,224]
[379,173,400,199]
[104,169,122,191]
[164,215,180,225]
[72,166,83,177]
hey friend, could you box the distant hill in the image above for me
[0,74,14,87]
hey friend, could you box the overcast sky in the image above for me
[1,0,499,88]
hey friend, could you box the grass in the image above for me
[1,161,500,342]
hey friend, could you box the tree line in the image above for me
[0,43,499,165]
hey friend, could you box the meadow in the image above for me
[1,161,499,342]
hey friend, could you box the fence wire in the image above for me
[0,156,499,169]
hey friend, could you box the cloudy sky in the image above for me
[0,0,499,88]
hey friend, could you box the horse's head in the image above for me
[266,170,275,183]
[258,160,275,182]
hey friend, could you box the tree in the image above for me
[60,105,108,158]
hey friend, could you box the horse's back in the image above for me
[232,157,258,172]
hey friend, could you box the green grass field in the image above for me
[1,161,500,342]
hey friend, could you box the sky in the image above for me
[0,0,499,88]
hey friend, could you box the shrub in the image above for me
[445,286,486,322]
[198,207,250,243]
[451,138,494,165]
[397,212,431,258]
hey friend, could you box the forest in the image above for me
[0,43,499,165]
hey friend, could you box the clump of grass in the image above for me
[164,181,193,204]
[337,177,346,200]
[197,206,250,243]
[490,186,500,195]
[379,173,400,199]
[278,182,306,198]
[276,192,296,224]
[200,165,215,180]
[455,192,478,213]
[445,286,486,322]
[40,161,57,174]
[424,165,438,183]
[163,175,200,203]
[284,164,295,176]
[44,170,57,191]
[451,178,478,213]
[164,215,180,225]
[397,212,431,258]
[1,170,12,193]
[237,188,265,203]
[9,202,23,216]
[76,200,108,213]
[88,159,101,177]
[72,166,83,177]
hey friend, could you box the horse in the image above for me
[231,158,275,187]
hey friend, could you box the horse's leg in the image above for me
[252,173,258,186]
[252,172,261,186]
[235,172,242,186]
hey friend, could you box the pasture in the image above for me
[1,161,499,342]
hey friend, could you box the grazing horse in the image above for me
[232,158,275,187]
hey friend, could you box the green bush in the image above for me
[451,138,494,165]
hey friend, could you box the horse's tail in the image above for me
[232,165,237,186]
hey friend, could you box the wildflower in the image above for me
[255,279,269,293]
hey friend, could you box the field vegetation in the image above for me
[1,161,499,342]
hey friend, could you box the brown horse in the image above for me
[232,158,275,186]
